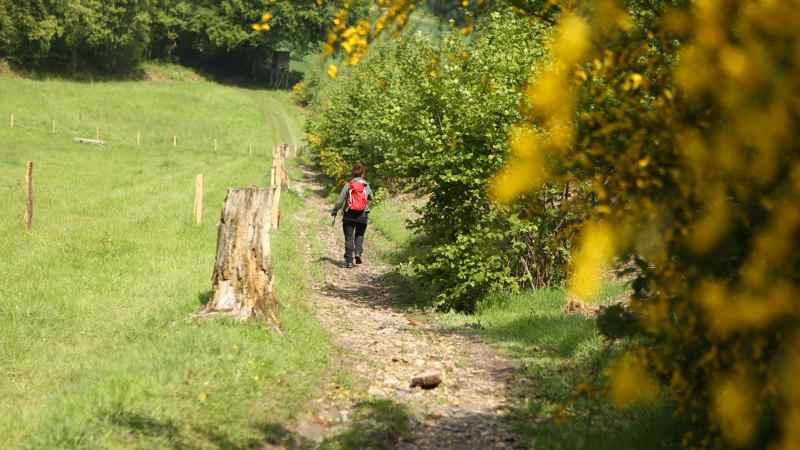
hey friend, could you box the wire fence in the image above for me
[3,112,277,157]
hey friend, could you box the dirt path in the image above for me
[280,170,520,449]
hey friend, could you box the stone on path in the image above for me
[410,372,443,390]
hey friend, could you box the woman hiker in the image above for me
[330,163,373,268]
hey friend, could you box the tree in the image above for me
[0,0,153,73]
[0,0,61,66]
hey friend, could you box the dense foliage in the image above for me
[0,0,360,74]
[308,10,579,310]
[0,0,153,72]
[316,0,800,448]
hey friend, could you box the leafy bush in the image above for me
[308,10,577,311]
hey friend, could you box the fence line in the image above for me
[2,111,288,156]
[16,143,296,234]
[7,111,300,232]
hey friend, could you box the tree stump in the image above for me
[197,187,280,329]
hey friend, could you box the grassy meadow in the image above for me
[0,71,330,449]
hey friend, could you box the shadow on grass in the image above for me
[108,412,186,448]
[106,400,410,450]
[483,315,598,358]
[2,59,149,82]
[489,306,684,450]
[197,290,212,307]
[108,409,311,450]
[4,57,306,89]
[318,400,411,450]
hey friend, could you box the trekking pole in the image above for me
[331,210,337,226]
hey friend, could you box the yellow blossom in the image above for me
[712,375,756,447]
[552,14,591,66]
[606,352,659,407]
[568,221,616,301]
[490,125,546,203]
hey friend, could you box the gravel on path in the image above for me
[269,169,522,450]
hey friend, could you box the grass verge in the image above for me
[0,75,327,449]
[437,288,684,450]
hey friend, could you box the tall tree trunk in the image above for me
[198,187,280,329]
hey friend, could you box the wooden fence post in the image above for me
[96,127,100,140]
[25,162,33,231]
[270,144,283,229]
[194,174,204,225]
[10,114,14,128]
[173,135,177,147]
[270,144,278,186]
[214,139,218,151]
[281,144,289,187]
[271,177,281,229]
[137,131,141,146]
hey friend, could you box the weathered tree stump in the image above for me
[197,187,280,329]
[562,296,600,317]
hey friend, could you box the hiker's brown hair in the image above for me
[351,163,366,178]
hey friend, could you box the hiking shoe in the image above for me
[345,261,354,269]
[355,256,363,265]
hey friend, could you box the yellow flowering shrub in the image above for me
[495,1,800,449]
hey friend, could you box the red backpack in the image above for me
[347,180,368,212]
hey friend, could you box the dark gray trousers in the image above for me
[342,220,368,263]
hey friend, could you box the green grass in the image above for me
[436,288,684,450]
[369,195,418,247]
[0,76,329,449]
